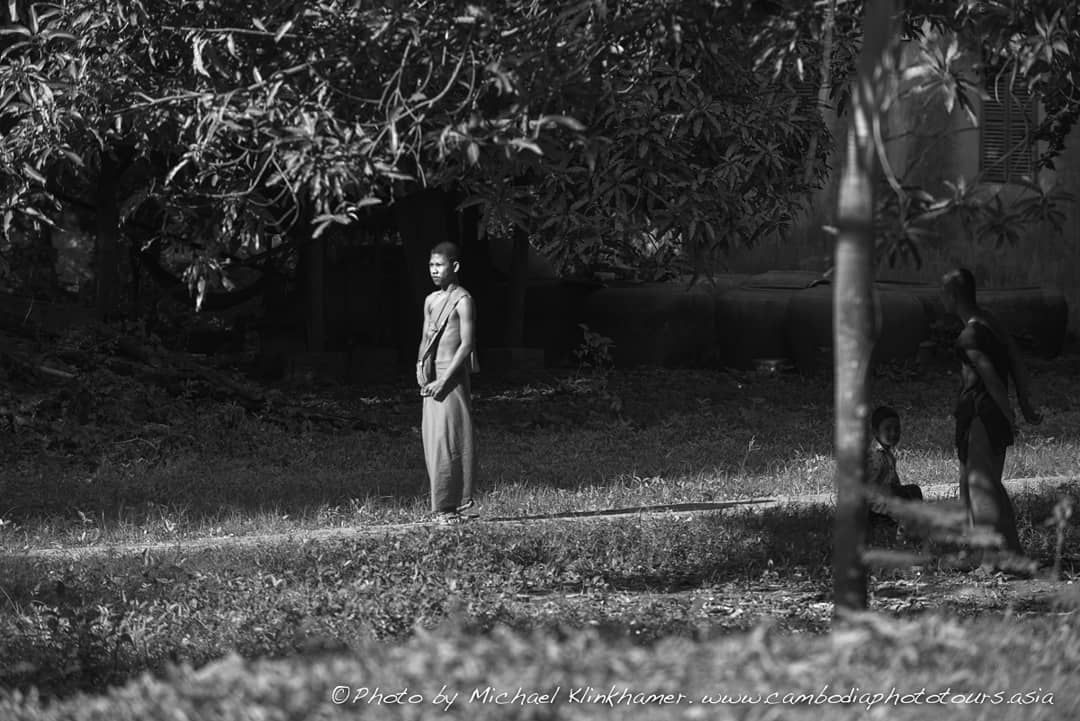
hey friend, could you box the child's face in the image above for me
[876,417,901,448]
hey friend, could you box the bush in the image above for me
[1,613,1077,720]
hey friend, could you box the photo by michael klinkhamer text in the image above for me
[470,686,688,707]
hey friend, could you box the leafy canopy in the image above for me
[1,0,1078,294]
[1,0,828,290]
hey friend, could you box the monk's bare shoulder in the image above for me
[455,293,476,318]
[423,291,440,312]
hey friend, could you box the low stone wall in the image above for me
[568,275,1068,370]
[885,282,1069,358]
[256,266,1067,379]
[785,285,928,373]
[579,282,717,367]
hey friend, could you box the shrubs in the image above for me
[1,615,1077,720]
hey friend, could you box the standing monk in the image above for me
[942,268,1041,553]
[416,242,477,523]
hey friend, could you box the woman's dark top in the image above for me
[953,318,1013,463]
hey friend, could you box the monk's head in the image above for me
[429,242,461,288]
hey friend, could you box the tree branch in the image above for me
[121,62,315,114]
[804,0,837,185]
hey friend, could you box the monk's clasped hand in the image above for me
[422,378,446,399]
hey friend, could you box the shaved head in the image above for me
[430,242,461,263]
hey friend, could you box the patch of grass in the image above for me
[0,509,832,695]
[3,361,1078,549]
[0,489,1076,702]
[2,359,1079,711]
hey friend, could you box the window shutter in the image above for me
[795,80,820,113]
[980,81,1035,183]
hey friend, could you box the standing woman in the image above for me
[942,268,1042,553]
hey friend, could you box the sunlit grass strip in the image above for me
[3,366,1079,550]
[2,435,1077,551]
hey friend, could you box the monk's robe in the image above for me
[422,290,477,513]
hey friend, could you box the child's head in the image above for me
[871,405,901,448]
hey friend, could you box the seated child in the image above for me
[867,405,923,521]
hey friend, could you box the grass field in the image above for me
[1,356,1079,718]
[4,356,1079,548]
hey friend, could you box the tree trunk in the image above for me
[504,224,530,347]
[394,188,455,309]
[306,233,326,352]
[804,0,837,186]
[94,152,122,320]
[832,0,897,615]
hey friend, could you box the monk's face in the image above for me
[429,253,458,288]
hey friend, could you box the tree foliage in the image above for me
[757,0,1080,269]
[0,0,831,297]
[1,1,1079,299]
[462,2,829,274]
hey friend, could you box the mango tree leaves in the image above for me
[514,16,827,275]
[3,0,1079,297]
[756,0,1080,273]
[1,0,833,289]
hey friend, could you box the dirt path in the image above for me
[8,475,1076,562]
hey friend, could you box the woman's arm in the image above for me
[1005,337,1042,424]
[982,311,1041,424]
[965,347,1014,428]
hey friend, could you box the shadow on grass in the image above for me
[0,367,836,524]
[8,354,1080,528]
[484,498,777,522]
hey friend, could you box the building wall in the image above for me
[724,48,1080,335]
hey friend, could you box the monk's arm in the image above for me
[440,296,475,380]
[416,295,431,386]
